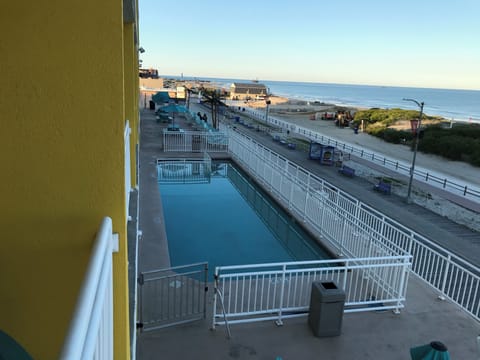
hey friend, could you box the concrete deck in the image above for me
[135,106,480,359]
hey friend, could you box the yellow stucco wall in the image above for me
[0,1,132,358]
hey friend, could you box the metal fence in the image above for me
[138,263,208,332]
[60,217,116,360]
[236,105,480,202]
[212,256,411,327]
[227,128,480,322]
[163,130,228,153]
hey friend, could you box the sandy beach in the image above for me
[242,96,480,188]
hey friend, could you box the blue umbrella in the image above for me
[159,104,187,127]
[410,341,451,360]
[159,104,187,113]
[152,91,171,104]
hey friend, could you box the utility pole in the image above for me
[403,98,424,204]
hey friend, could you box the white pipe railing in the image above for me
[162,130,228,153]
[227,128,480,322]
[212,256,411,327]
[60,217,116,360]
[234,105,480,203]
[124,121,132,220]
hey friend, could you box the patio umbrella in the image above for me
[151,91,171,104]
[159,104,187,127]
[410,341,451,360]
[159,104,187,114]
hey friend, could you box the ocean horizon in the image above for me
[162,75,480,122]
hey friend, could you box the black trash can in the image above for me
[308,281,345,337]
[149,100,155,110]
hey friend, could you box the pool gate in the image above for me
[137,262,208,331]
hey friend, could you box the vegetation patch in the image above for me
[352,109,480,167]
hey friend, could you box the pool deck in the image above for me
[135,107,480,359]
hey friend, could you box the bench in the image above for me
[338,165,355,177]
[374,180,391,194]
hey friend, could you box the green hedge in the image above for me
[353,109,480,167]
[419,124,480,166]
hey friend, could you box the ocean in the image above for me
[171,76,480,122]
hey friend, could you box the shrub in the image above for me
[366,122,387,137]
[353,109,480,168]
[382,129,412,144]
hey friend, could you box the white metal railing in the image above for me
[162,130,228,153]
[227,128,480,322]
[124,121,132,220]
[60,217,116,360]
[235,105,480,203]
[212,256,411,327]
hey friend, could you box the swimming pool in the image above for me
[158,161,331,271]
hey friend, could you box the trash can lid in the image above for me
[312,281,346,302]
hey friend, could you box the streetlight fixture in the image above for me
[265,98,271,121]
[403,98,424,204]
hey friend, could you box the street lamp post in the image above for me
[403,98,424,204]
[265,99,271,121]
[265,88,271,122]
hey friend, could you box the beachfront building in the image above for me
[0,1,139,359]
[230,82,268,100]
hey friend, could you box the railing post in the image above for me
[137,273,144,332]
[340,217,347,256]
[394,256,410,314]
[342,260,348,290]
[211,268,219,330]
[439,254,452,300]
[303,185,309,223]
[288,170,294,210]
[203,263,209,319]
[276,264,287,326]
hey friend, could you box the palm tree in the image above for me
[200,88,227,130]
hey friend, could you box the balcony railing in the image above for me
[60,217,117,360]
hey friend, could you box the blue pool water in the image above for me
[158,162,330,271]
